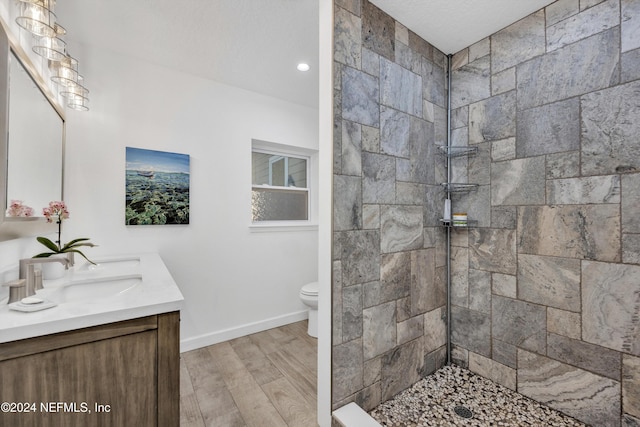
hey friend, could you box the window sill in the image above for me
[249,223,319,233]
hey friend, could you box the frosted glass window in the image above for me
[251,150,309,222]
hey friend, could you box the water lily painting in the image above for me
[125,147,190,225]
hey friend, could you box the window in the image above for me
[251,149,310,222]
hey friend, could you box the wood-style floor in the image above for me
[180,320,318,427]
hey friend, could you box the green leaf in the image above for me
[32,252,55,258]
[67,249,96,265]
[36,236,60,253]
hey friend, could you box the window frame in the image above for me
[250,143,316,230]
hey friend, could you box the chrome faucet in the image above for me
[19,257,70,297]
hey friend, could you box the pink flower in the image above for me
[6,200,34,217]
[42,201,69,223]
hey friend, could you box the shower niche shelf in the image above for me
[440,219,478,228]
[440,183,479,193]
[437,145,478,158]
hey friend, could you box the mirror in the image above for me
[0,22,64,241]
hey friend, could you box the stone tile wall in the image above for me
[449,1,640,425]
[332,0,448,411]
[333,0,640,425]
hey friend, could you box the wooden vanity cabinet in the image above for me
[0,311,180,427]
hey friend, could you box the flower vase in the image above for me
[41,255,68,280]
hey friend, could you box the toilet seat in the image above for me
[300,282,318,297]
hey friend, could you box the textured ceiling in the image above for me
[55,1,558,109]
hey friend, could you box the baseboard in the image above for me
[179,310,309,353]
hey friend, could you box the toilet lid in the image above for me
[301,282,318,296]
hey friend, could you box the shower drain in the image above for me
[453,405,474,419]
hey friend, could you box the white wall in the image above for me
[0,32,319,350]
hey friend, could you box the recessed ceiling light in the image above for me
[297,63,310,72]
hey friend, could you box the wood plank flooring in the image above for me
[180,321,318,427]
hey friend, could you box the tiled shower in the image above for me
[331,0,640,425]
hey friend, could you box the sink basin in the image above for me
[45,274,142,303]
[79,256,141,272]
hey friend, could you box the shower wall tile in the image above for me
[337,230,380,286]
[623,174,640,233]
[380,106,411,158]
[581,0,607,10]
[380,252,411,300]
[450,55,491,109]
[410,248,443,315]
[546,0,579,26]
[581,81,640,176]
[380,205,424,253]
[394,22,408,44]
[362,48,380,77]
[517,205,620,262]
[516,98,580,157]
[622,0,640,52]
[362,0,395,61]
[334,6,362,68]
[582,260,640,356]
[333,339,364,402]
[341,120,362,176]
[622,48,640,83]
[423,346,447,377]
[469,37,490,62]
[451,345,469,368]
[362,152,395,204]
[490,206,517,229]
[468,351,517,390]
[468,91,516,143]
[547,0,619,52]
[333,261,343,344]
[451,246,469,307]
[492,296,546,354]
[333,175,362,231]
[335,0,361,16]
[409,31,433,60]
[491,137,516,162]
[381,338,425,401]
[361,125,379,153]
[343,284,363,341]
[394,42,421,74]
[468,143,491,185]
[363,301,397,359]
[623,414,640,426]
[517,254,581,312]
[451,306,491,357]
[547,307,581,340]
[491,10,545,74]
[547,175,621,205]
[422,59,446,108]
[492,339,517,369]
[380,58,422,116]
[546,151,581,179]
[342,66,380,127]
[516,28,619,110]
[469,228,517,275]
[624,354,640,419]
[424,306,446,353]
[547,333,621,380]
[468,269,491,314]
[363,356,381,387]
[397,315,423,345]
[491,67,516,96]
[362,204,380,230]
[517,350,621,426]
[492,273,516,299]
[395,182,423,205]
[491,157,545,206]
[623,233,640,264]
[451,49,468,71]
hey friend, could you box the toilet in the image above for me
[299,282,318,338]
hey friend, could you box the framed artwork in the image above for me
[125,147,190,225]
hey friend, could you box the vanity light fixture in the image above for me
[297,63,310,72]
[16,0,90,110]
[32,36,66,61]
[15,1,57,37]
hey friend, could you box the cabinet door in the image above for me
[0,330,157,427]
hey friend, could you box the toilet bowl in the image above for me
[299,282,318,338]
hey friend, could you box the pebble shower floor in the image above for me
[369,364,587,427]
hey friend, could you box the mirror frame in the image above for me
[0,18,65,241]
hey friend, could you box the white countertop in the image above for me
[0,252,184,344]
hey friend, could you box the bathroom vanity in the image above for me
[0,253,184,427]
